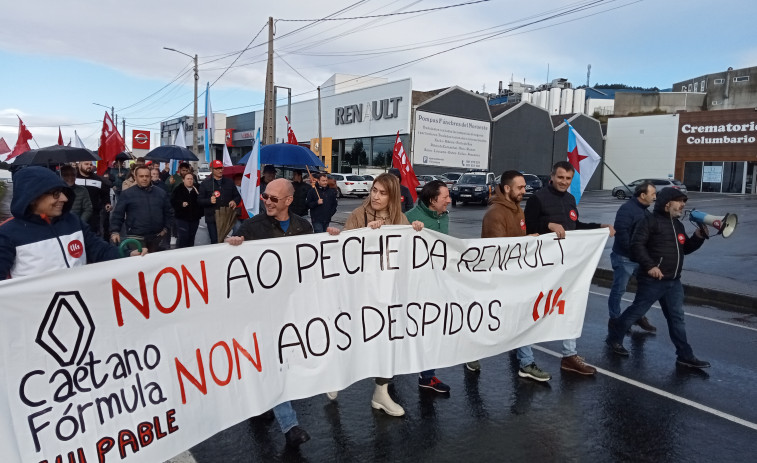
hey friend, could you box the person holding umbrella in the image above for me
[198,160,240,244]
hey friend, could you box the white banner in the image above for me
[0,227,607,463]
[412,110,491,169]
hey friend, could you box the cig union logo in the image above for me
[36,291,95,367]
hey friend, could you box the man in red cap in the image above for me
[198,160,240,244]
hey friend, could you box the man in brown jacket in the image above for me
[466,171,551,382]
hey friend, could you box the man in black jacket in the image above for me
[110,165,174,253]
[608,181,657,331]
[306,173,337,233]
[606,188,709,368]
[76,160,112,237]
[198,160,241,243]
[225,178,312,448]
[289,170,310,217]
[525,161,614,376]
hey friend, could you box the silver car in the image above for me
[612,178,687,199]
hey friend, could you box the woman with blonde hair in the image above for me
[325,172,423,417]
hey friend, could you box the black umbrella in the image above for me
[11,145,100,166]
[144,145,198,162]
[115,151,133,161]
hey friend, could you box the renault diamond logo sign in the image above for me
[36,291,95,367]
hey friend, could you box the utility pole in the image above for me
[163,47,199,155]
[586,64,591,88]
[192,54,198,156]
[263,16,275,145]
[122,119,125,141]
[317,86,323,166]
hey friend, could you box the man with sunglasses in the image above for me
[198,160,240,244]
[0,167,143,281]
[606,187,710,369]
[224,177,313,447]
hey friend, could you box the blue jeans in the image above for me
[516,346,535,368]
[562,339,577,357]
[609,252,639,319]
[272,401,298,433]
[608,276,693,359]
[420,369,435,379]
[312,221,329,233]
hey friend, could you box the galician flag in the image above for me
[567,122,601,204]
[240,128,261,217]
[204,83,214,163]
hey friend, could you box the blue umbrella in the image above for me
[238,143,325,168]
[144,145,199,162]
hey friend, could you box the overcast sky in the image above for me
[2,0,756,149]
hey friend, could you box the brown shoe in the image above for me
[561,355,596,375]
[634,316,657,333]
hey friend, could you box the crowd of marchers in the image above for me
[0,159,711,449]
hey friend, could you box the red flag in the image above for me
[0,137,10,155]
[57,127,64,146]
[97,112,125,175]
[8,118,33,160]
[285,116,298,145]
[391,131,419,201]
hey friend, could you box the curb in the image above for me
[592,268,757,315]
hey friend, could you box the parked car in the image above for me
[612,178,687,200]
[196,163,211,181]
[362,174,376,182]
[330,173,370,198]
[494,173,543,198]
[415,174,453,192]
[442,172,464,184]
[451,171,497,206]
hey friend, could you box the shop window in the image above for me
[722,162,745,193]
[734,76,750,82]
[714,78,725,84]
[683,162,702,192]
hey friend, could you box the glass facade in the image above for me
[683,161,746,193]
[332,134,410,173]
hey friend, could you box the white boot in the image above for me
[326,391,338,400]
[371,383,405,416]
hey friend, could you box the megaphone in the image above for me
[689,209,738,238]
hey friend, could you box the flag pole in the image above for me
[305,164,321,200]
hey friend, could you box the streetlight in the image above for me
[163,47,199,156]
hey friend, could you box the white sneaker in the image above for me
[370,384,404,416]
[326,391,338,400]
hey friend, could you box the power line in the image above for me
[277,0,490,22]
[275,51,317,88]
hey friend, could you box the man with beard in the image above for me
[464,171,551,382]
[76,160,112,237]
[524,161,615,376]
[198,160,240,244]
[606,188,710,369]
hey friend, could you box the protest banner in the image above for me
[0,227,608,463]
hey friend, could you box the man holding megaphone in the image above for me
[606,188,711,369]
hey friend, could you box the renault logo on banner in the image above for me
[132,130,151,150]
[36,291,95,367]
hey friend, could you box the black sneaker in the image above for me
[676,357,711,369]
[285,425,311,448]
[419,375,451,393]
[605,339,630,356]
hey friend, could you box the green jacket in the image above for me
[405,201,449,234]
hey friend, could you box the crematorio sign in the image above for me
[677,109,757,151]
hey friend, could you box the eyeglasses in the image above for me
[261,192,292,203]
[48,189,65,199]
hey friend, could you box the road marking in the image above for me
[532,345,757,431]
[589,290,757,332]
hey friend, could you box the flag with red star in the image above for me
[567,122,601,203]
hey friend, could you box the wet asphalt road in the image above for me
[173,193,757,463]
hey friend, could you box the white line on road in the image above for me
[531,345,757,431]
[588,290,757,332]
